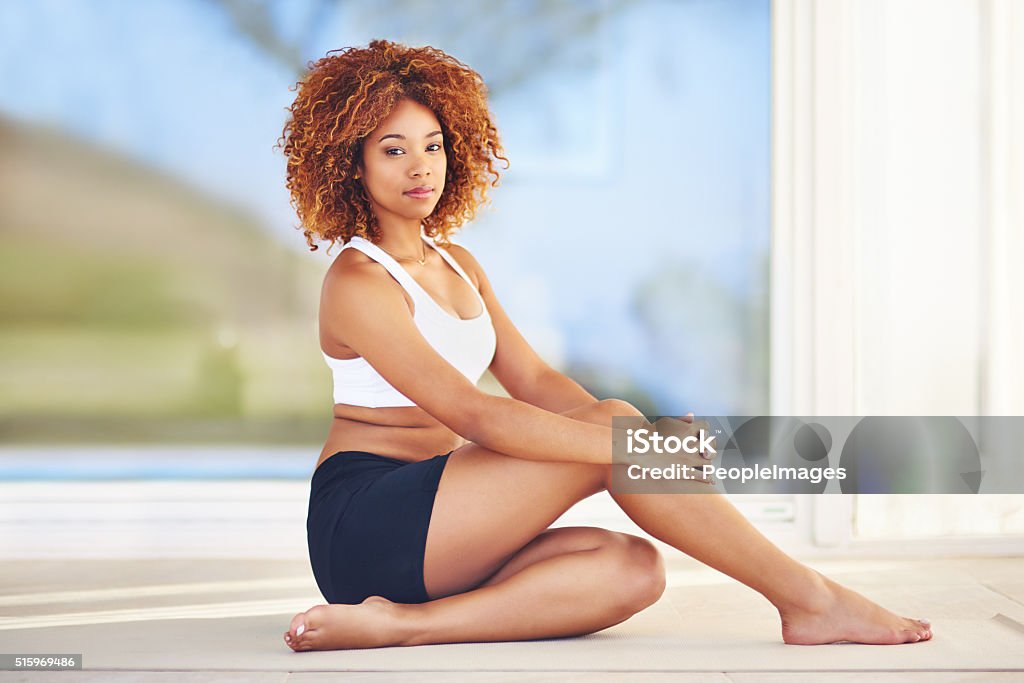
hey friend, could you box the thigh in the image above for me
[475,526,634,588]
[423,400,634,600]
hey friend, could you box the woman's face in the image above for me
[359,98,447,225]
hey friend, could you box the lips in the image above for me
[403,186,434,199]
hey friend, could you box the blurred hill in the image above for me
[0,115,331,444]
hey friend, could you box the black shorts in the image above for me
[306,450,451,604]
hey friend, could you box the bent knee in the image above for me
[598,398,645,419]
[606,533,666,610]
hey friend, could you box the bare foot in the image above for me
[780,574,932,645]
[283,596,413,651]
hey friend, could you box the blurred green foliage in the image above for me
[0,116,330,443]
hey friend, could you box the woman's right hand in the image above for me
[657,412,717,485]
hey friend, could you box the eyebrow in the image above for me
[377,130,443,143]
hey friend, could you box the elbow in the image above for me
[507,365,555,403]
[448,390,497,445]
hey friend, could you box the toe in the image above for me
[907,618,932,641]
[903,627,923,643]
[918,617,932,640]
[899,628,921,644]
[288,612,306,638]
[905,627,930,643]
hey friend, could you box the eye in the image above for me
[385,147,405,156]
[426,142,443,152]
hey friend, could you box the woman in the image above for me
[278,40,931,650]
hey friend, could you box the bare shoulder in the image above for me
[443,242,486,289]
[322,244,398,298]
[325,243,377,281]
[319,244,412,345]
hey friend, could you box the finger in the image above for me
[685,473,715,485]
[675,478,711,493]
[684,419,713,460]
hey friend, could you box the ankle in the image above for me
[774,569,835,616]
[393,602,431,647]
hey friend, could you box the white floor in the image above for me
[2,479,1023,681]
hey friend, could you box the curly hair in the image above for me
[277,39,508,251]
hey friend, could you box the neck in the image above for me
[375,216,425,255]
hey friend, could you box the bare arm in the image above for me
[516,366,598,413]
[510,368,599,413]
[464,393,612,464]
[323,262,614,465]
[444,245,599,414]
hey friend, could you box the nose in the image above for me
[409,151,432,178]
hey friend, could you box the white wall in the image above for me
[772,0,1024,554]
[772,0,1024,417]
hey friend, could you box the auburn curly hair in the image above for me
[277,39,508,251]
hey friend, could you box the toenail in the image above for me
[296,624,305,636]
[918,618,930,625]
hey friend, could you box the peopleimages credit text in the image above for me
[623,427,848,484]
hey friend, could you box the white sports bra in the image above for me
[322,233,497,408]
